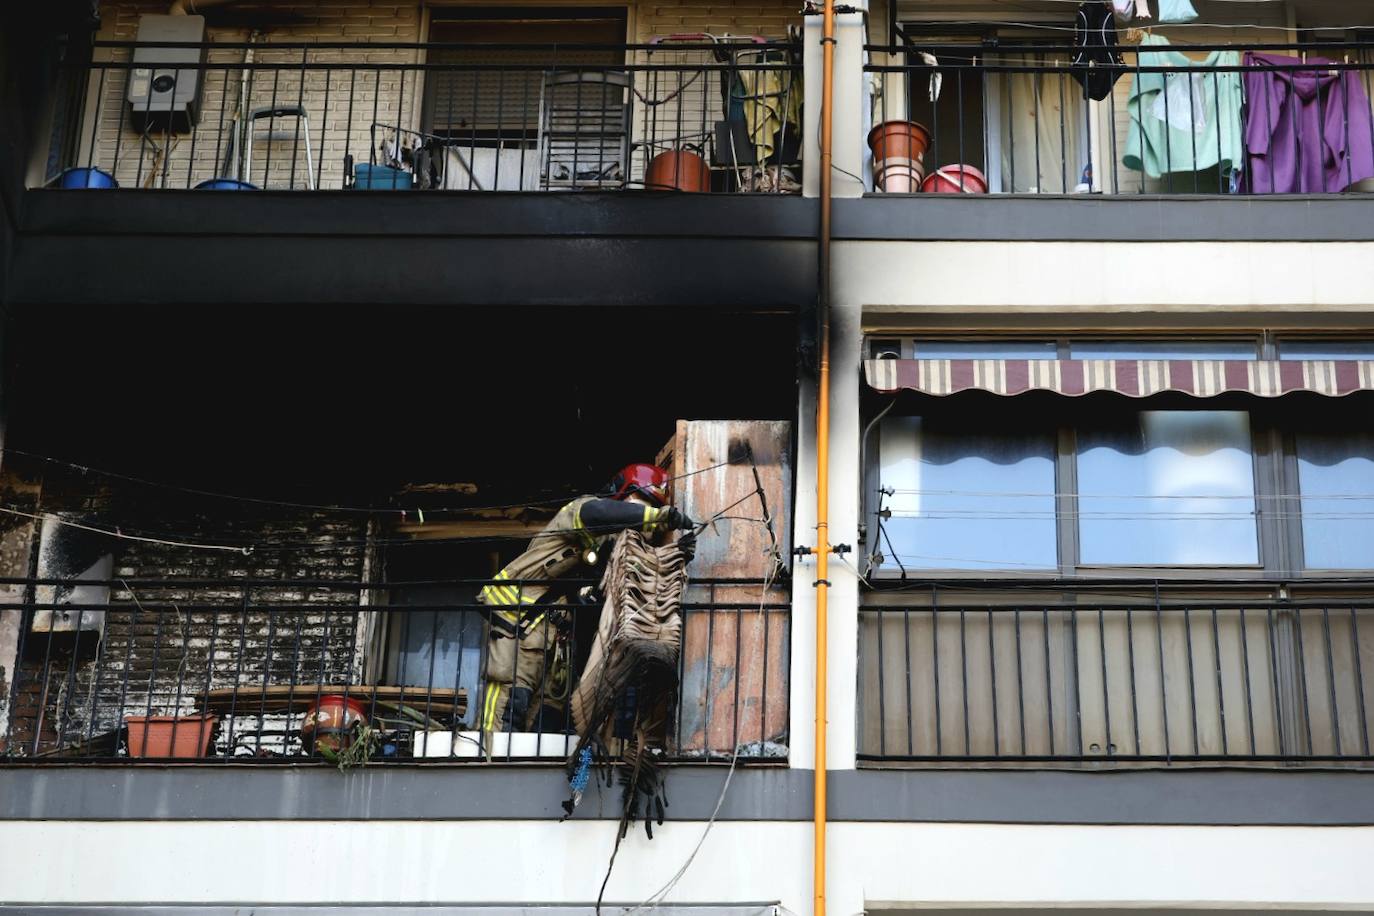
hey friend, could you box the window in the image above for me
[423,8,628,141]
[1296,431,1374,570]
[879,415,1057,571]
[870,402,1374,576]
[912,340,1058,359]
[1280,340,1374,360]
[1077,411,1258,566]
[1070,340,1259,361]
[420,8,630,190]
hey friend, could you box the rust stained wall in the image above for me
[668,419,792,758]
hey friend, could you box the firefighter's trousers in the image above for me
[480,615,569,734]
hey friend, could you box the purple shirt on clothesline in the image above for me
[1243,51,1374,194]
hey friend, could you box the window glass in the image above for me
[1297,432,1374,569]
[878,416,1057,570]
[1077,411,1258,565]
[870,338,903,359]
[1280,341,1374,361]
[912,341,1057,360]
[1070,341,1258,361]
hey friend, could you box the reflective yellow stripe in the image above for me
[641,504,656,534]
[482,683,499,730]
[482,585,515,605]
[573,509,597,549]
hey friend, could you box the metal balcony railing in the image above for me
[864,40,1374,195]
[860,581,1374,765]
[1,575,789,763]
[50,40,802,194]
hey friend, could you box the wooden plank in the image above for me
[195,685,466,718]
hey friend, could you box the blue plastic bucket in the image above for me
[56,167,118,189]
[195,178,260,191]
[352,164,413,190]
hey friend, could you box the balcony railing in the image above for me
[860,581,1374,765]
[1,575,789,763]
[864,40,1374,195]
[51,40,801,194]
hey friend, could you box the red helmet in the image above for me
[609,463,670,506]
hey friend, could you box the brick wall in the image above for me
[84,0,802,190]
[2,468,369,756]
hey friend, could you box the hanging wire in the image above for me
[0,446,734,518]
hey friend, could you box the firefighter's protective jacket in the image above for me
[476,496,679,635]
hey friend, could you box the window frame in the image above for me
[865,390,1374,582]
[419,6,630,143]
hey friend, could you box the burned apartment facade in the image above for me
[4,1,1374,915]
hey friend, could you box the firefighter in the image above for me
[476,463,695,736]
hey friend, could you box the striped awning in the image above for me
[864,358,1374,398]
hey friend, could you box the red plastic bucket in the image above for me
[920,164,989,194]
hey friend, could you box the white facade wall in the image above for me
[6,820,1374,911]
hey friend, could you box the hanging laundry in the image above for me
[1243,52,1374,193]
[1071,1,1125,101]
[1156,0,1197,22]
[1111,0,1152,21]
[1122,35,1243,179]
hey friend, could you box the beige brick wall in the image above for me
[82,0,802,190]
[86,2,422,190]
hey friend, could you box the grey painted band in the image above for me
[833,195,1374,242]
[0,908,777,916]
[0,765,810,822]
[4,765,1374,824]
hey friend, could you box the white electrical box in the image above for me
[127,14,207,132]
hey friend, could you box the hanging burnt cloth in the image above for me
[562,528,690,837]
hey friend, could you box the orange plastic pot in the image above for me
[645,150,711,192]
[867,120,931,165]
[921,164,989,194]
[125,714,218,758]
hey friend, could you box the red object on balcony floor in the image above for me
[921,164,989,194]
[645,151,711,192]
[125,714,218,758]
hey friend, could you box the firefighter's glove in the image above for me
[663,507,696,530]
[677,531,697,563]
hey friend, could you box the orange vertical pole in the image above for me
[815,3,836,916]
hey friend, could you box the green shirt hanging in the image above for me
[1123,35,1243,179]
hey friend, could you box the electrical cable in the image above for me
[616,551,779,916]
[0,447,734,518]
[600,468,783,916]
[0,505,250,554]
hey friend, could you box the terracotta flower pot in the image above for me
[125,714,218,758]
[867,120,932,165]
[645,150,712,192]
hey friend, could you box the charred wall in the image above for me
[1,468,369,755]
